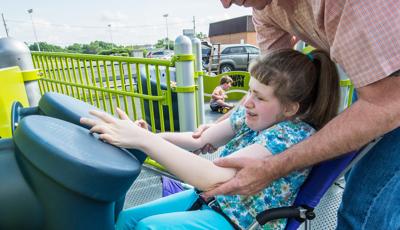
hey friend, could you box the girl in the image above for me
[81,49,339,229]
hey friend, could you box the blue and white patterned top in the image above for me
[215,106,316,229]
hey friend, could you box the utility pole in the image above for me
[107,24,114,49]
[27,9,40,51]
[1,13,9,37]
[163,14,169,50]
[192,16,196,36]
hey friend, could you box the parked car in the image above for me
[201,42,212,63]
[203,44,260,73]
[147,50,174,59]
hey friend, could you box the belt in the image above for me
[187,190,241,230]
[208,200,241,230]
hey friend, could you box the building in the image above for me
[208,15,256,45]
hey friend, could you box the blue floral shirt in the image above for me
[215,106,315,229]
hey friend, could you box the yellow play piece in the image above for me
[0,66,30,138]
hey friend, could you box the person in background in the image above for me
[81,49,340,229]
[192,1,400,229]
[210,75,234,113]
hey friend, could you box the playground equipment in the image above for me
[139,71,179,131]
[0,38,42,139]
[12,92,147,164]
[0,115,141,230]
[0,35,199,229]
[0,67,30,138]
[0,37,41,106]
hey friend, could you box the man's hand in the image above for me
[202,156,280,197]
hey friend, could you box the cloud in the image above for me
[100,11,129,23]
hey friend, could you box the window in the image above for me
[246,46,260,54]
[222,46,246,54]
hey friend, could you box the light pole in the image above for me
[27,9,40,51]
[163,14,169,50]
[107,24,114,49]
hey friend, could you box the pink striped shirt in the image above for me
[253,0,400,88]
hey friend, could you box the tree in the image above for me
[196,32,207,40]
[97,47,132,56]
[155,38,174,50]
[90,40,115,50]
[66,43,83,53]
[27,40,150,56]
[29,42,65,52]
[81,44,99,54]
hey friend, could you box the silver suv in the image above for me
[204,44,260,73]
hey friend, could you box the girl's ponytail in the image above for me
[304,50,340,129]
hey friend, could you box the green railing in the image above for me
[339,79,355,109]
[31,52,176,133]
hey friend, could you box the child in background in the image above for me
[210,75,234,113]
[81,49,340,229]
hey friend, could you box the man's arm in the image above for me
[203,76,400,196]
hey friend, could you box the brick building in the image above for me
[208,15,256,46]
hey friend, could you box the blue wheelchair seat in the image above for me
[253,142,380,230]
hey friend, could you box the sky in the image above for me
[1,0,252,47]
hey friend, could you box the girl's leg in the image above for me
[115,189,198,230]
[136,206,234,230]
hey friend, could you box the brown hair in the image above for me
[220,75,233,85]
[249,49,339,130]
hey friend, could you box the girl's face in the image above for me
[244,77,286,131]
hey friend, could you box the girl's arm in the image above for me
[80,108,239,191]
[139,137,272,191]
[157,118,234,152]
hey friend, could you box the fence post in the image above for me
[191,37,205,126]
[174,35,197,131]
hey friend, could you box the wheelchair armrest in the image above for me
[256,206,315,226]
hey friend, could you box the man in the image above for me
[198,0,400,229]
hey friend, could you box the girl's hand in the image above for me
[192,123,213,139]
[80,108,151,149]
